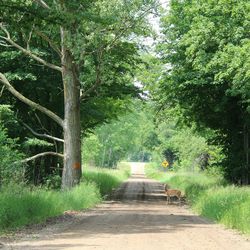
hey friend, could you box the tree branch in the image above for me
[0,41,12,47]
[33,0,50,9]
[22,122,64,143]
[32,112,60,152]
[26,25,34,50]
[17,151,63,164]
[80,3,158,99]
[0,73,64,127]
[0,85,5,97]
[34,29,61,56]
[80,50,103,100]
[106,3,159,51]
[0,23,62,72]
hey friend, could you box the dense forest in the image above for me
[0,0,250,195]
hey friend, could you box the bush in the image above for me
[44,174,62,190]
[0,125,23,185]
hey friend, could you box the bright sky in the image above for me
[144,0,170,47]
[134,1,170,93]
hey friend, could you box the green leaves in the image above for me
[0,124,23,185]
[23,138,53,148]
[155,0,250,182]
[82,101,157,167]
[158,0,250,123]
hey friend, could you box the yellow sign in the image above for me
[162,160,169,168]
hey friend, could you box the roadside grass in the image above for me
[0,163,130,232]
[145,163,250,235]
[0,182,101,232]
[194,186,250,234]
[83,162,130,197]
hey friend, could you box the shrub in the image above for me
[0,125,23,185]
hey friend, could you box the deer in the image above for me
[164,184,181,204]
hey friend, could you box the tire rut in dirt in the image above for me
[111,175,166,203]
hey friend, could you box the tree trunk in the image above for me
[243,124,249,185]
[61,28,82,189]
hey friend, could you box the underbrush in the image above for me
[146,163,250,235]
[0,163,130,232]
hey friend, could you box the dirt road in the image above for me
[2,163,250,249]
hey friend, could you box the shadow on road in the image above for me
[7,164,250,250]
[5,172,209,249]
[111,174,184,204]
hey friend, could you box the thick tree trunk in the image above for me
[61,28,82,189]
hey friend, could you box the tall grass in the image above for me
[0,163,130,232]
[146,163,250,235]
[0,182,101,231]
[83,164,130,197]
[194,186,250,234]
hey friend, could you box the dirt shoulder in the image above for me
[1,162,250,250]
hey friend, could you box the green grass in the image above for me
[83,163,130,197]
[0,182,101,231]
[194,186,250,234]
[0,163,130,232]
[146,163,250,235]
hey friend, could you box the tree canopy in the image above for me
[1,0,250,188]
[152,0,250,183]
[0,0,159,188]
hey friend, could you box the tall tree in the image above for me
[157,0,250,183]
[0,0,158,189]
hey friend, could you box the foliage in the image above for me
[0,0,158,187]
[0,123,23,185]
[44,173,62,190]
[82,101,159,167]
[136,53,164,98]
[23,138,53,148]
[0,105,20,136]
[82,134,102,166]
[82,96,223,172]
[146,110,224,172]
[155,0,250,183]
